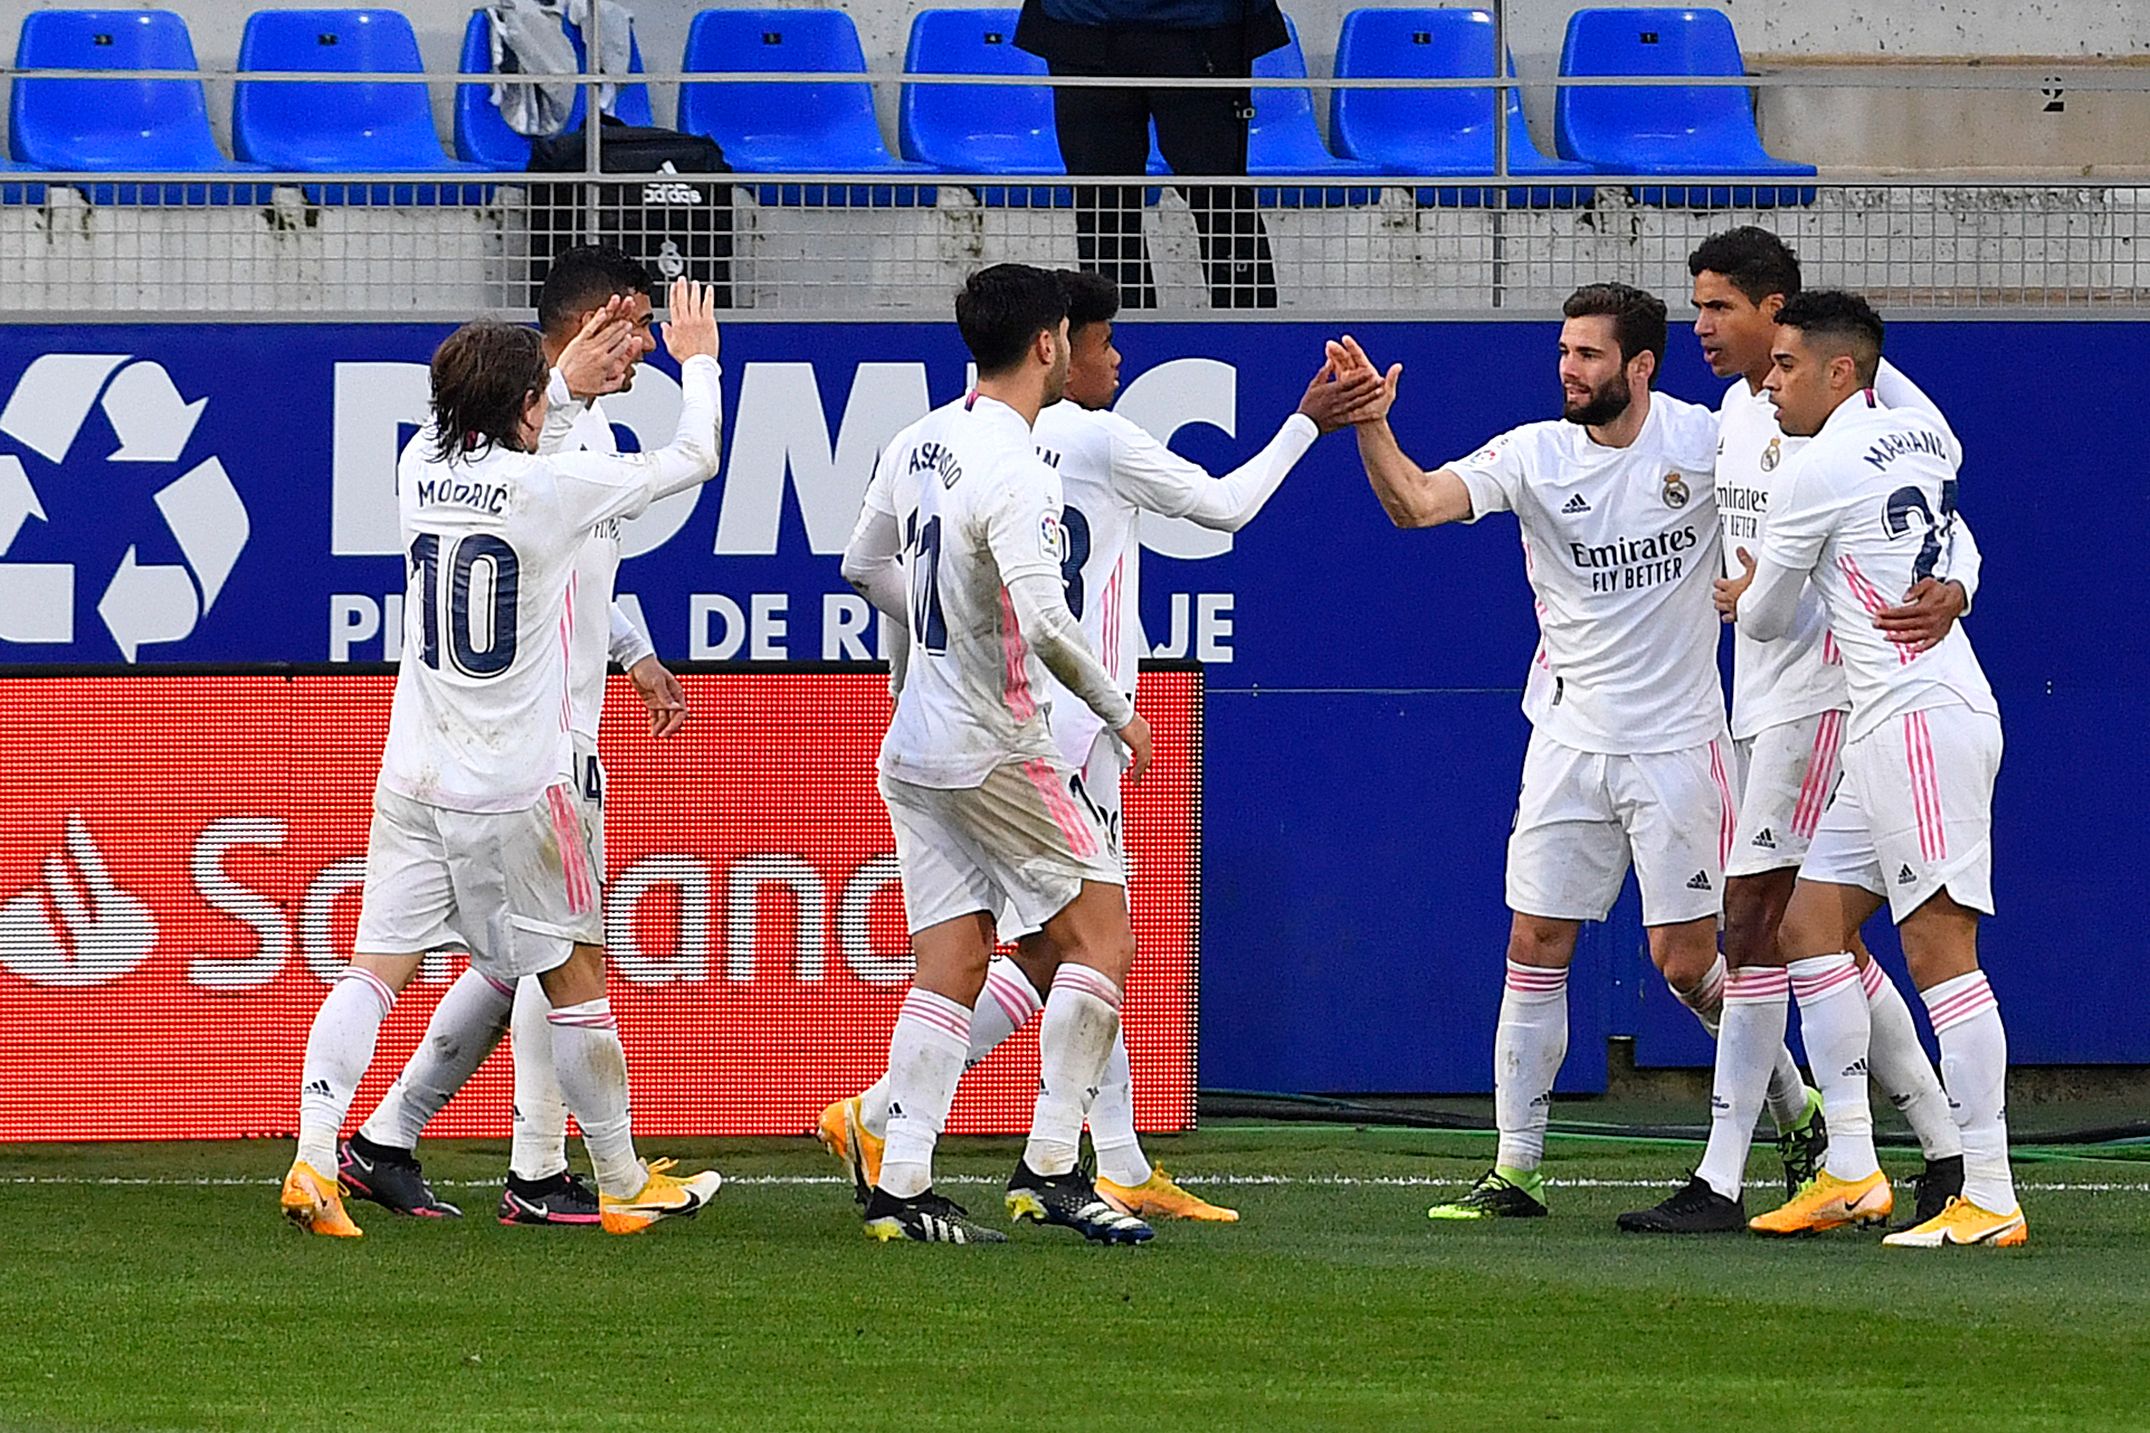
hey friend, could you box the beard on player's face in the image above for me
[1562,368,1632,426]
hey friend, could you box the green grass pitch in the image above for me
[3,1128,2146,1432]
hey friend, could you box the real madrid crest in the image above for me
[1661,472,1691,509]
[1760,436,1781,472]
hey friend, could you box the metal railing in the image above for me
[1,26,2146,320]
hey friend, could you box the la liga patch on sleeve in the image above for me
[1039,511,1065,561]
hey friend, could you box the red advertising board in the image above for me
[0,668,1199,1141]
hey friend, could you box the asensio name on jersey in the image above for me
[870,392,1131,790]
[379,353,721,813]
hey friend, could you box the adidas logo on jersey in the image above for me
[1752,828,1776,849]
[1560,494,1592,514]
[1686,870,1713,891]
[1897,863,1918,885]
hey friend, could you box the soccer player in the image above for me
[1723,290,2023,1248]
[333,247,694,1227]
[1620,228,1981,1233]
[1331,285,1768,1221]
[279,279,725,1238]
[835,264,1155,1245]
[819,268,1376,1223]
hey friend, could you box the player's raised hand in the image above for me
[1714,546,1758,620]
[662,277,722,364]
[1327,336,1402,426]
[1296,357,1385,434]
[627,655,688,739]
[1873,576,1968,652]
[1118,712,1153,785]
[556,295,637,398]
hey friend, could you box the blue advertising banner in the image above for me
[1,319,2142,1089]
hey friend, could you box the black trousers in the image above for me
[1048,35,1277,309]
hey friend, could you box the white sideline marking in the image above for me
[3,1173,2146,1193]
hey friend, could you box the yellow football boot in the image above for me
[599,1158,722,1235]
[1095,1166,1240,1223]
[814,1095,884,1194]
[1882,1195,2028,1249]
[1748,1169,1894,1236]
[281,1160,362,1238]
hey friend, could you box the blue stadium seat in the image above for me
[1555,7,1815,207]
[1330,8,1592,208]
[9,9,266,204]
[1243,15,1379,208]
[454,7,654,170]
[234,9,488,205]
[899,8,1065,207]
[679,8,933,207]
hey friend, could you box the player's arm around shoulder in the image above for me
[1324,336,1476,529]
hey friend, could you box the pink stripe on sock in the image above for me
[900,992,974,1043]
[1054,965,1123,1011]
[481,972,514,999]
[1859,959,1885,1000]
[1925,975,1996,1032]
[1790,961,1862,1002]
[983,972,1039,1029]
[340,966,396,1015]
[1725,967,1790,1003]
[1505,960,1568,993]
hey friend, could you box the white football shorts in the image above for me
[569,735,607,880]
[998,729,1128,940]
[881,754,1123,937]
[1506,727,1737,927]
[1726,708,1850,878]
[1801,702,2000,922]
[352,781,605,978]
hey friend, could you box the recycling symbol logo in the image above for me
[0,354,249,660]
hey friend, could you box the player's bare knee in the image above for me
[1721,878,1786,969]
[1505,915,1577,969]
[1009,934,1060,996]
[1898,891,1981,989]
[1647,919,1718,989]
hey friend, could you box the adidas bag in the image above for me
[527,118,734,307]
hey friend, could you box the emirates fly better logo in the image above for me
[0,354,249,659]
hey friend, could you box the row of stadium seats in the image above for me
[3,5,1813,208]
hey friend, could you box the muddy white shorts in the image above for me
[881,755,1122,937]
[1726,709,1850,878]
[352,781,604,978]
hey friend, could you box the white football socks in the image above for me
[858,957,1041,1142]
[1860,958,1963,1162]
[1695,965,1791,1200]
[1669,954,1808,1131]
[1788,953,1879,1181]
[1922,970,2017,1213]
[509,976,571,1182]
[1089,1032,1151,1188]
[545,998,642,1198]
[1493,960,1568,1174]
[358,967,513,1152]
[877,988,972,1199]
[1023,965,1123,1178]
[296,967,396,1173]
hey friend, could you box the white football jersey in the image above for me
[1756,394,1995,741]
[871,393,1068,789]
[1717,358,1959,738]
[379,354,720,813]
[1028,403,1217,762]
[1452,395,1726,754]
[541,383,637,741]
